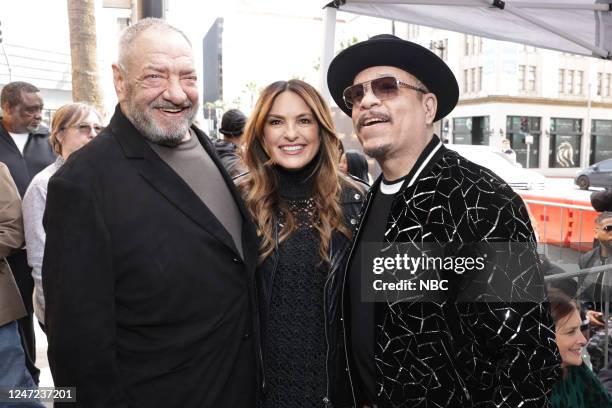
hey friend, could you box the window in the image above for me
[559,69,565,93]
[464,35,482,56]
[518,65,526,91]
[599,159,612,171]
[464,69,469,92]
[478,66,483,92]
[528,66,536,91]
[430,39,447,60]
[597,72,603,96]
[607,74,612,97]
[471,68,476,93]
[566,70,574,94]
[576,71,583,95]
[442,39,448,60]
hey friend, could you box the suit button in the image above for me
[350,218,357,225]
[354,193,361,200]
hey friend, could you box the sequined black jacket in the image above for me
[344,136,562,408]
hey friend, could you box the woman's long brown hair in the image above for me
[238,79,360,264]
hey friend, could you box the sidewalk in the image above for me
[34,323,53,408]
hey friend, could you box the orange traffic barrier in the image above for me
[518,192,596,253]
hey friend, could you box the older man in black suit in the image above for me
[43,18,260,407]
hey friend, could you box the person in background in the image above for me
[591,189,612,213]
[549,291,612,408]
[0,162,43,408]
[214,108,247,177]
[578,212,612,333]
[22,103,103,329]
[501,138,517,163]
[0,81,56,384]
[339,149,370,183]
[237,79,366,407]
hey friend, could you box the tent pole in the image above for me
[493,1,611,59]
[342,0,610,9]
[320,6,337,102]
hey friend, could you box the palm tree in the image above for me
[67,0,104,114]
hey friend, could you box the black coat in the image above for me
[42,106,262,407]
[0,121,55,313]
[255,177,367,408]
[346,136,561,407]
[0,121,55,197]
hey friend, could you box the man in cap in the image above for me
[327,34,560,407]
[213,108,247,177]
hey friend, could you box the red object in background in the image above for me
[518,192,596,252]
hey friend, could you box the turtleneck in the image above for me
[274,158,317,200]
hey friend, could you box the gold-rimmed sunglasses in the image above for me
[342,75,428,110]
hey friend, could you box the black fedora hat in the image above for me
[327,34,459,122]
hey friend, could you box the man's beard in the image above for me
[26,122,40,133]
[601,239,612,253]
[362,142,391,160]
[123,88,198,147]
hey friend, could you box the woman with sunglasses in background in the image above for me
[22,103,103,329]
[548,290,612,407]
[237,79,366,407]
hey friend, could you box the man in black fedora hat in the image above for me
[327,34,561,407]
[214,108,247,177]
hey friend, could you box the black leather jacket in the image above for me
[257,177,367,407]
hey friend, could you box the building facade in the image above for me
[405,24,612,175]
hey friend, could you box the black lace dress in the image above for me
[262,164,328,408]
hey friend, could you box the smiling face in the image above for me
[351,66,437,163]
[112,28,198,145]
[555,308,587,368]
[58,110,103,159]
[262,91,321,171]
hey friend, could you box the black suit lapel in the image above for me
[109,106,248,260]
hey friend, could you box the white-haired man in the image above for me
[43,19,260,407]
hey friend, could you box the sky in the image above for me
[0,0,397,118]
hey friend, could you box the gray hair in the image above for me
[117,18,191,72]
[1,81,40,109]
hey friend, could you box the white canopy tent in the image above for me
[319,0,612,95]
